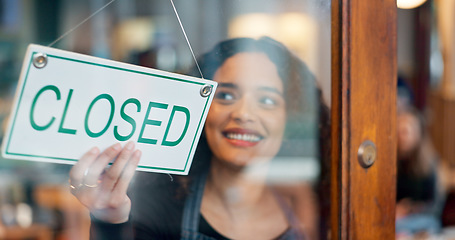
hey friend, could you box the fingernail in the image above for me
[125,141,134,150]
[134,150,142,158]
[90,147,99,154]
[112,143,121,150]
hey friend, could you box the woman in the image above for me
[395,107,441,237]
[69,37,328,240]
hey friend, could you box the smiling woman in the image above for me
[205,52,287,167]
[70,37,328,240]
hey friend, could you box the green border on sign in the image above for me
[5,51,213,173]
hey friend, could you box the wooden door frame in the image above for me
[331,0,397,239]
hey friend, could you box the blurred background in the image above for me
[395,0,455,238]
[1,0,455,239]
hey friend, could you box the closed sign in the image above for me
[1,44,217,175]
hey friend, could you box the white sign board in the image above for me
[1,44,217,175]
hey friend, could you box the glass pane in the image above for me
[0,0,330,239]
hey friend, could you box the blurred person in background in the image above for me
[395,106,442,238]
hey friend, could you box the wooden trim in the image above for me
[330,0,345,239]
[331,0,397,239]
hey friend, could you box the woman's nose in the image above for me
[230,97,257,123]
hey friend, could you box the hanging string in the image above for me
[48,0,204,80]
[48,0,117,47]
[169,0,205,80]
[167,0,204,181]
[167,173,174,182]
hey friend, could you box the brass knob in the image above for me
[358,140,377,168]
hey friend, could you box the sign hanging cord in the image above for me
[48,0,204,80]
[169,0,205,80]
[48,0,117,47]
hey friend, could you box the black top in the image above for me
[396,162,437,203]
[90,171,304,240]
[90,173,186,239]
[198,215,230,240]
[90,172,233,240]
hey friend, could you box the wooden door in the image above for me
[331,0,397,239]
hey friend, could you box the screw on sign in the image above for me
[200,85,213,97]
[33,53,48,69]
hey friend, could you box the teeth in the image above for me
[226,133,261,142]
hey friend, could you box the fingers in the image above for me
[69,146,100,188]
[69,142,137,192]
[112,149,141,196]
[101,141,137,191]
[83,143,122,186]
[98,149,141,213]
[68,142,141,223]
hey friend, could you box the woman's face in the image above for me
[205,52,286,167]
[397,112,421,156]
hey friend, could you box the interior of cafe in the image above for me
[0,0,455,239]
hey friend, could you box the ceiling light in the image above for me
[397,0,427,9]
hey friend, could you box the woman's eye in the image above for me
[259,96,278,106]
[215,91,235,103]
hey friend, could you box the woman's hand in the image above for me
[69,142,141,223]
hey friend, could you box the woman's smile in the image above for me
[222,128,264,147]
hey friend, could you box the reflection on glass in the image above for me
[0,1,330,239]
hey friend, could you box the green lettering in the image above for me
[85,94,115,138]
[162,106,190,147]
[114,98,141,141]
[58,89,77,135]
[137,102,168,145]
[30,85,60,131]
